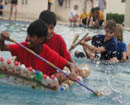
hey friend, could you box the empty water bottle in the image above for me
[28,66,35,79]
[60,83,69,91]
[35,70,43,81]
[76,75,83,82]
[63,69,70,75]
[41,74,51,86]
[14,61,21,74]
[20,64,28,77]
[6,59,14,71]
[50,75,59,89]
[0,57,6,70]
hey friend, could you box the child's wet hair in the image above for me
[115,24,123,41]
[27,19,48,38]
[104,20,116,32]
[39,10,57,26]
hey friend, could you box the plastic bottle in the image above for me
[0,57,5,70]
[16,64,29,84]
[6,59,14,71]
[41,74,51,86]
[35,70,43,81]
[60,83,69,91]
[20,64,28,77]
[76,75,83,82]
[63,69,70,75]
[28,66,35,79]
[50,75,59,89]
[0,74,3,78]
[14,61,21,74]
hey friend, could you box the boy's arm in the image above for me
[0,32,10,51]
[83,36,93,42]
[121,52,127,62]
[81,41,105,53]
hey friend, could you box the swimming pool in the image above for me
[0,20,130,105]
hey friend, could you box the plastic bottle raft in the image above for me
[0,57,90,91]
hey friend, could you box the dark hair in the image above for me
[105,20,116,32]
[91,8,95,14]
[39,10,57,26]
[95,7,100,11]
[27,19,48,38]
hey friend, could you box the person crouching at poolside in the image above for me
[80,20,118,63]
[68,4,79,27]
[79,8,88,27]
[86,7,104,28]
[0,19,79,88]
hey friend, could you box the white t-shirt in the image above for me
[69,9,76,19]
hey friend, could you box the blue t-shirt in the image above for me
[92,35,117,60]
[116,41,127,60]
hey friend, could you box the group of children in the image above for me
[69,5,105,28]
[0,10,90,87]
[75,20,130,63]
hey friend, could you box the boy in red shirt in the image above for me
[38,10,72,62]
[38,10,90,79]
[0,19,77,83]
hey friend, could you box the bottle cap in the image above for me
[14,61,19,66]
[7,60,11,64]
[77,76,83,81]
[60,87,65,91]
[20,64,26,70]
[28,66,33,71]
[35,70,40,74]
[43,74,47,79]
[0,57,4,61]
[51,75,55,79]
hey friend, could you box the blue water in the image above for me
[0,20,130,105]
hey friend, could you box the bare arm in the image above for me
[0,32,10,51]
[121,52,127,62]
[81,41,105,53]
[83,36,93,42]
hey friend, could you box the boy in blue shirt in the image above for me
[80,20,118,63]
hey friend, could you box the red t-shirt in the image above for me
[46,32,71,61]
[9,42,67,76]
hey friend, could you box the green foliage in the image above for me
[106,13,124,24]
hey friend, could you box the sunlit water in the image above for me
[0,20,130,105]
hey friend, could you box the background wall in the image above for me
[3,0,48,21]
[124,0,130,28]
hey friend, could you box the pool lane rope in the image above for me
[7,38,103,96]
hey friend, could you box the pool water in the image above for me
[0,20,130,105]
